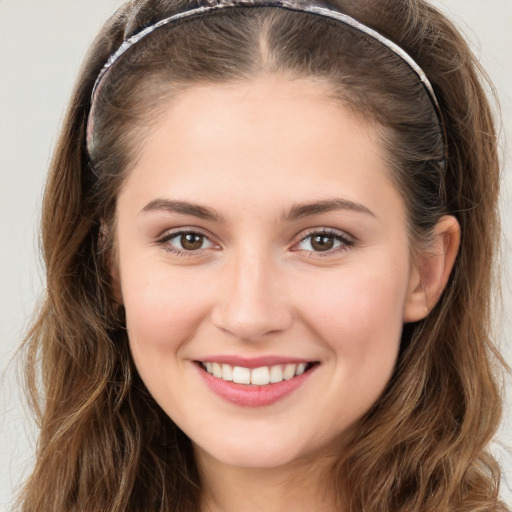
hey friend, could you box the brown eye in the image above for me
[310,235,335,252]
[162,231,215,253]
[180,233,205,250]
[296,230,353,254]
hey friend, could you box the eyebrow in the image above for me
[139,197,375,223]
[284,198,376,221]
[139,199,225,223]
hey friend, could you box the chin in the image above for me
[193,428,338,471]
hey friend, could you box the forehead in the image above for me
[119,75,402,221]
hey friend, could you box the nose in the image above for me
[211,250,293,342]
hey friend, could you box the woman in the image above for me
[18,0,510,510]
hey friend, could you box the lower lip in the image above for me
[196,364,316,407]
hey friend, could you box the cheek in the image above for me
[120,260,212,360]
[296,258,409,369]
[313,267,407,417]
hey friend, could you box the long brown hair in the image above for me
[19,1,509,510]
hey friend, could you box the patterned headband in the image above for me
[86,0,445,156]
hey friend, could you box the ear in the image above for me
[99,220,124,305]
[403,215,460,322]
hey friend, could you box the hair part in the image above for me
[19,1,508,511]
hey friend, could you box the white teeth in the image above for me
[201,361,311,386]
[283,364,296,380]
[269,365,284,383]
[212,362,222,378]
[251,366,270,386]
[232,366,251,384]
[221,363,233,381]
[296,363,307,376]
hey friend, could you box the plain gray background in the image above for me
[1,1,511,510]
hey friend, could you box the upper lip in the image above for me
[195,355,317,368]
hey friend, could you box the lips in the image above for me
[195,357,318,407]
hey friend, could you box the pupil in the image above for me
[181,233,203,250]
[311,235,334,251]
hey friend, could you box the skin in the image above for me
[112,75,460,512]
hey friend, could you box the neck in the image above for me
[196,448,340,512]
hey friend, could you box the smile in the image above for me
[196,359,318,407]
[200,361,312,386]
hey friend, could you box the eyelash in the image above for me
[156,228,355,257]
[157,229,217,256]
[294,228,354,256]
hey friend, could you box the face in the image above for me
[114,75,420,470]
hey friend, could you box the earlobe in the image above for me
[403,215,460,323]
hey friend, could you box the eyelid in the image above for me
[156,225,217,242]
[156,226,221,253]
[154,226,354,257]
[291,227,355,255]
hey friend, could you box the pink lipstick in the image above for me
[195,357,318,407]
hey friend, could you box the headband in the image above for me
[86,0,445,156]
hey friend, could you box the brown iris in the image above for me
[180,233,204,250]
[311,234,335,252]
